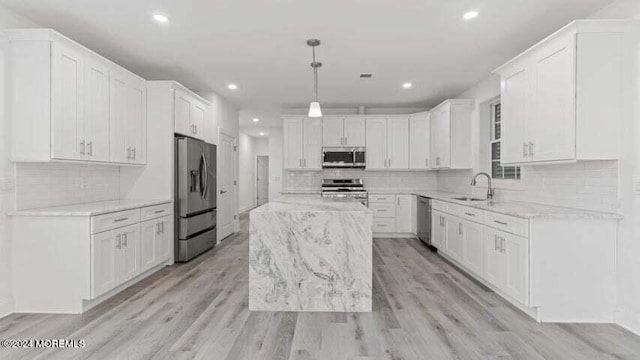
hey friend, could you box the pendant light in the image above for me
[307,39,322,118]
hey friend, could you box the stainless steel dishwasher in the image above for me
[417,196,432,246]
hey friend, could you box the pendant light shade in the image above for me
[308,101,322,117]
[307,39,322,118]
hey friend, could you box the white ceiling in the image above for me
[1,0,613,136]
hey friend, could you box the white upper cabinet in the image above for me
[495,20,631,165]
[174,87,209,141]
[365,116,409,170]
[429,100,474,170]
[283,116,322,170]
[322,116,366,147]
[409,112,430,169]
[7,29,147,165]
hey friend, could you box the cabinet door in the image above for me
[51,41,84,160]
[530,34,576,162]
[504,232,529,305]
[365,118,388,170]
[140,220,158,272]
[445,215,463,262]
[303,118,323,170]
[117,224,140,283]
[322,116,343,147]
[395,195,413,233]
[155,217,172,263]
[174,90,192,136]
[91,228,119,298]
[483,227,506,290]
[461,220,483,276]
[83,56,110,162]
[191,101,206,140]
[283,118,304,169]
[126,77,146,164]
[344,117,366,147]
[430,106,450,168]
[501,61,530,165]
[387,116,409,169]
[431,211,446,250]
[109,73,129,163]
[409,114,430,169]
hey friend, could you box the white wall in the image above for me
[238,133,256,212]
[268,127,284,200]
[0,3,39,317]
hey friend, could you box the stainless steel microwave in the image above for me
[322,147,366,169]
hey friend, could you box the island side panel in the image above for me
[249,210,372,312]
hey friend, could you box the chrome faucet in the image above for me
[470,172,495,200]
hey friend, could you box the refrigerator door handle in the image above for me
[198,153,205,199]
[201,152,209,199]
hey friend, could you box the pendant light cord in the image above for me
[312,46,319,102]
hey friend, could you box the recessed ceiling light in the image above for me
[402,82,413,89]
[253,118,260,123]
[152,13,169,23]
[227,83,238,90]
[259,132,265,136]
[463,11,479,20]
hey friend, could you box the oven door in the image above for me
[322,148,366,168]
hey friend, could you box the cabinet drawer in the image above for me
[370,203,396,218]
[91,209,140,234]
[141,202,172,222]
[431,200,449,213]
[372,218,396,233]
[369,194,395,204]
[459,207,484,223]
[484,212,528,237]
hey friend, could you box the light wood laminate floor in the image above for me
[1,212,639,360]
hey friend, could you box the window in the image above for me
[490,101,520,180]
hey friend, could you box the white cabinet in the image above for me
[174,87,209,141]
[431,210,447,250]
[91,223,140,298]
[109,70,147,165]
[445,216,463,262]
[283,116,322,170]
[365,117,409,170]
[495,21,629,165]
[429,100,473,169]
[409,112,430,169]
[8,29,146,165]
[323,116,365,147]
[483,227,529,305]
[140,215,172,273]
[395,195,413,233]
[461,219,484,276]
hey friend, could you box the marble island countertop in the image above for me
[8,199,172,217]
[253,195,370,213]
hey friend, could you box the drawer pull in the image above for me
[114,217,129,222]
[154,210,165,214]
[494,220,508,226]
[464,212,475,217]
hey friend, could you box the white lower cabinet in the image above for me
[461,219,483,276]
[431,210,447,249]
[370,194,414,235]
[483,227,529,305]
[140,215,172,273]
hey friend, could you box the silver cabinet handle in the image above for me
[154,209,165,214]
[156,223,161,234]
[426,158,429,168]
[528,142,534,157]
[464,212,475,217]
[299,159,302,167]
[116,234,122,249]
[220,190,227,194]
[114,217,129,222]
[494,220,508,226]
[345,137,348,145]
[436,157,440,166]
[523,142,528,158]
[122,232,128,247]
[303,159,307,167]
[459,223,462,235]
[87,141,93,156]
[388,159,391,168]
[195,125,198,134]
[161,222,164,233]
[127,147,132,159]
[494,235,499,250]
[80,141,85,155]
[397,197,400,206]
[132,147,136,160]
[501,238,506,253]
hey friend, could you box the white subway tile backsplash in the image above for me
[15,163,120,210]
[284,169,438,193]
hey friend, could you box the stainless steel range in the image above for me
[321,179,368,207]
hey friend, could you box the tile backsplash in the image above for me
[284,169,438,193]
[437,160,619,213]
[15,163,120,210]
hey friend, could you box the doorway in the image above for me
[218,131,236,242]
[256,156,269,206]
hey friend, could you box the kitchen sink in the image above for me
[452,197,487,202]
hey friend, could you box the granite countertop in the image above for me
[8,199,172,217]
[252,195,370,213]
[370,190,622,220]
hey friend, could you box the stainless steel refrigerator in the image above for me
[175,136,217,262]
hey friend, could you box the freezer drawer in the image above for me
[177,210,216,239]
[175,227,216,262]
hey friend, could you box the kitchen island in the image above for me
[249,196,372,312]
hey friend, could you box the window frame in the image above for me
[490,100,520,180]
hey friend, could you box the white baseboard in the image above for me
[238,204,255,213]
[0,298,14,319]
[616,307,640,336]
